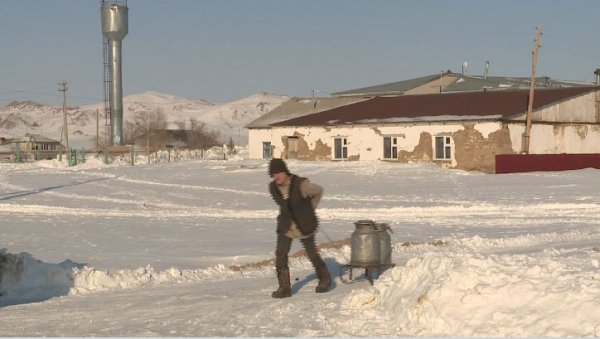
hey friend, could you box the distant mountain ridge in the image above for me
[0,91,290,148]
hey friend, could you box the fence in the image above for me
[106,146,237,165]
[496,153,600,174]
[1,145,244,165]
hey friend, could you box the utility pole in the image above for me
[146,113,150,164]
[59,82,69,155]
[96,109,99,150]
[523,24,542,154]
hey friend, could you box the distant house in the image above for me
[247,86,600,173]
[130,129,220,150]
[0,134,65,160]
[0,144,13,161]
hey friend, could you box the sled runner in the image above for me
[339,262,395,285]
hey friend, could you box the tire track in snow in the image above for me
[0,202,274,219]
[0,172,255,211]
[114,176,268,196]
[1,201,598,223]
[319,203,600,221]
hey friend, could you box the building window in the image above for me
[262,142,271,159]
[435,136,452,160]
[383,137,398,159]
[334,137,348,160]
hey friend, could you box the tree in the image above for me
[125,108,168,149]
[174,117,221,150]
[227,137,236,155]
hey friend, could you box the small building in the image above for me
[0,144,13,161]
[130,129,221,150]
[247,86,600,173]
[0,134,65,161]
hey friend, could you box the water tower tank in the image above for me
[101,3,128,146]
[102,4,128,41]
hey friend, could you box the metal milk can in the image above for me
[350,220,380,266]
[374,222,392,265]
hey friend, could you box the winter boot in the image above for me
[272,268,292,298]
[315,263,331,293]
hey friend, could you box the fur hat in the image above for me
[269,158,290,176]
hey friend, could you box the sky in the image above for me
[1,153,600,336]
[3,0,600,107]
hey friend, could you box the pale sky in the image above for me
[2,0,600,106]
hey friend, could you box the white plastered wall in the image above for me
[508,123,600,154]
[512,91,598,122]
[538,92,597,122]
[505,91,600,154]
[252,123,505,166]
[474,122,503,138]
[248,128,273,159]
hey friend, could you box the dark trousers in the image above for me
[275,232,325,270]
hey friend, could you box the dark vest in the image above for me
[269,175,318,235]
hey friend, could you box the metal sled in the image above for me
[339,262,395,285]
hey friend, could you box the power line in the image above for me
[542,45,600,60]
[0,86,62,98]
[0,86,105,104]
[543,28,600,47]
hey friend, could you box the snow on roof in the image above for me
[23,134,61,143]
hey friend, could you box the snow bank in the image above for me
[70,264,240,294]
[0,250,82,306]
[0,249,257,307]
[340,242,600,337]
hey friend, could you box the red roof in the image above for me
[272,86,597,126]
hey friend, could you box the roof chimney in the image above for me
[595,69,600,85]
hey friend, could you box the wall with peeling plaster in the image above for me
[247,91,600,172]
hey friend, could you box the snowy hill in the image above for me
[0,92,290,148]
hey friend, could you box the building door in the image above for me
[287,137,298,159]
[262,142,271,159]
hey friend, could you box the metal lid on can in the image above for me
[354,219,374,226]
[373,223,388,231]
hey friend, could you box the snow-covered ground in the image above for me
[1,153,600,336]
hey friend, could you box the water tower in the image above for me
[101,0,128,146]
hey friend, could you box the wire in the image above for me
[0,86,58,98]
[542,45,600,60]
[543,28,600,47]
